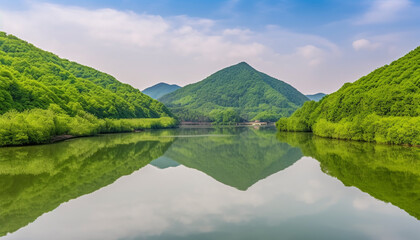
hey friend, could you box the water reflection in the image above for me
[0,131,175,237]
[162,127,302,190]
[1,127,420,240]
[277,132,420,219]
[150,156,180,169]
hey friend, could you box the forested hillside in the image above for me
[142,82,181,99]
[160,62,308,123]
[0,32,176,146]
[0,32,171,118]
[277,47,420,145]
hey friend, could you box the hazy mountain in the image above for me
[149,156,180,169]
[305,93,326,102]
[142,82,181,99]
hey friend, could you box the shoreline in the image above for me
[0,123,276,148]
[0,127,173,148]
[277,129,420,148]
[0,116,178,148]
[180,121,275,126]
[51,135,77,143]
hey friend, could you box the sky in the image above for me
[0,0,419,94]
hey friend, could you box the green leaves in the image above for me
[0,32,172,119]
[0,107,177,146]
[0,32,178,146]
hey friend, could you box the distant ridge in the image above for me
[160,62,308,122]
[305,93,326,102]
[142,82,181,99]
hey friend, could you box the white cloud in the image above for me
[296,45,325,66]
[352,39,380,51]
[0,2,268,85]
[0,2,415,95]
[356,0,412,24]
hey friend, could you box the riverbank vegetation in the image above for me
[0,105,177,146]
[277,46,420,146]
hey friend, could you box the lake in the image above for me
[1,126,419,240]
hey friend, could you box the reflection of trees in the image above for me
[277,132,420,220]
[165,127,303,190]
[0,131,174,237]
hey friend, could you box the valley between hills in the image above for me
[0,31,419,146]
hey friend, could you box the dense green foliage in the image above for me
[142,82,181,99]
[305,93,326,101]
[276,132,420,219]
[0,32,171,118]
[277,46,420,145]
[0,32,177,146]
[160,62,309,123]
[0,105,177,146]
[0,131,174,237]
[162,127,302,190]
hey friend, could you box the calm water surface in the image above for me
[0,126,419,240]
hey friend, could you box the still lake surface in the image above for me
[0,126,419,240]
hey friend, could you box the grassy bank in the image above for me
[276,114,420,146]
[0,106,178,147]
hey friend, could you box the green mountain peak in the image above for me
[160,62,308,122]
[142,82,181,99]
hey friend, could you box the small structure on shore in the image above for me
[251,120,267,126]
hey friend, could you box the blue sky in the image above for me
[0,0,419,93]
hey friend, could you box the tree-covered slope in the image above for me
[0,32,171,118]
[0,32,177,146]
[160,62,308,122]
[277,47,420,145]
[142,82,181,99]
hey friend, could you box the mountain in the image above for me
[305,93,326,101]
[0,32,171,118]
[277,47,420,145]
[160,62,309,122]
[0,32,175,146]
[142,82,181,99]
